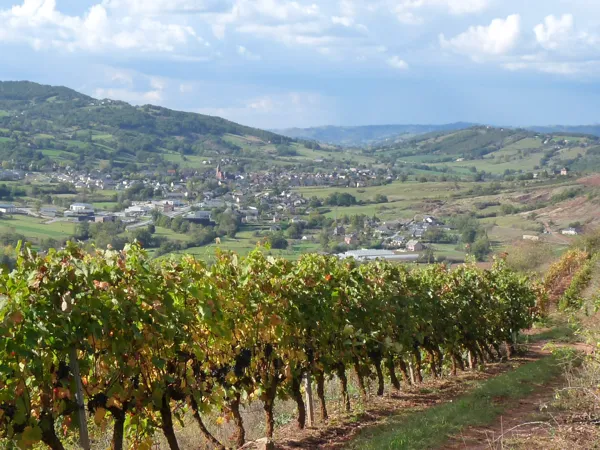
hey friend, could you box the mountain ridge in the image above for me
[276,123,600,147]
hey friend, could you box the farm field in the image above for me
[0,214,76,240]
[296,181,471,202]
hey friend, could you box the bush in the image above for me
[265,232,288,249]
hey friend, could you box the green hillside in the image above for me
[0,81,301,171]
[371,126,600,175]
[275,122,476,146]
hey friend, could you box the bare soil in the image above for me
[272,343,551,450]
[441,341,594,450]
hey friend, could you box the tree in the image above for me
[265,232,288,249]
[471,235,491,261]
[74,221,90,240]
[374,194,388,204]
[287,223,304,239]
[216,212,241,238]
[319,230,330,251]
[326,192,357,207]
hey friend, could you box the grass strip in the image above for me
[347,356,562,449]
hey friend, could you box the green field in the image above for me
[0,215,76,240]
[155,227,192,242]
[296,181,472,202]
[91,133,114,141]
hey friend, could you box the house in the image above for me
[95,215,116,223]
[333,226,346,236]
[70,203,94,213]
[344,234,359,245]
[124,205,152,217]
[337,249,420,262]
[561,227,579,236]
[406,240,424,252]
[423,216,440,225]
[560,168,569,176]
[183,210,213,225]
[0,204,16,214]
[523,235,540,241]
[40,207,58,217]
[387,234,406,248]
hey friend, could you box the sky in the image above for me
[1,0,600,129]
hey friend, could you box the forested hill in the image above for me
[275,123,477,146]
[529,124,600,136]
[0,81,291,170]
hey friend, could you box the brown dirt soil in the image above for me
[441,342,594,450]
[535,196,600,229]
[271,343,553,450]
[578,174,600,187]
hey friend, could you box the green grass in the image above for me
[0,137,11,143]
[91,133,114,141]
[0,215,76,240]
[348,356,563,450]
[0,111,9,118]
[65,140,90,150]
[41,149,77,158]
[154,227,191,242]
[296,181,472,202]
[90,202,118,210]
[431,243,466,262]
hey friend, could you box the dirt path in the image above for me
[441,341,593,450]
[540,220,571,245]
[271,341,561,450]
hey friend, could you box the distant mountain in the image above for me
[274,123,477,146]
[371,125,600,174]
[0,81,292,170]
[527,125,600,137]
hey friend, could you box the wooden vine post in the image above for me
[70,347,91,450]
[305,374,315,427]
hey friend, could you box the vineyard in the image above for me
[0,243,539,449]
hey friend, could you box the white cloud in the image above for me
[0,0,208,55]
[109,71,134,86]
[387,55,409,70]
[502,59,600,76]
[179,83,193,93]
[150,77,167,91]
[440,14,521,59]
[196,91,330,128]
[499,14,600,77]
[339,0,356,17]
[237,45,261,60]
[533,14,598,53]
[534,14,574,50]
[94,87,164,104]
[102,0,231,15]
[332,16,354,27]
[393,0,491,24]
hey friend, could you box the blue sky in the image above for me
[1,0,600,129]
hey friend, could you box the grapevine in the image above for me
[0,243,537,449]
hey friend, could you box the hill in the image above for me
[274,123,477,146]
[529,124,600,136]
[369,125,600,176]
[0,81,302,172]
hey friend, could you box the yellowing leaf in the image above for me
[94,407,106,426]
